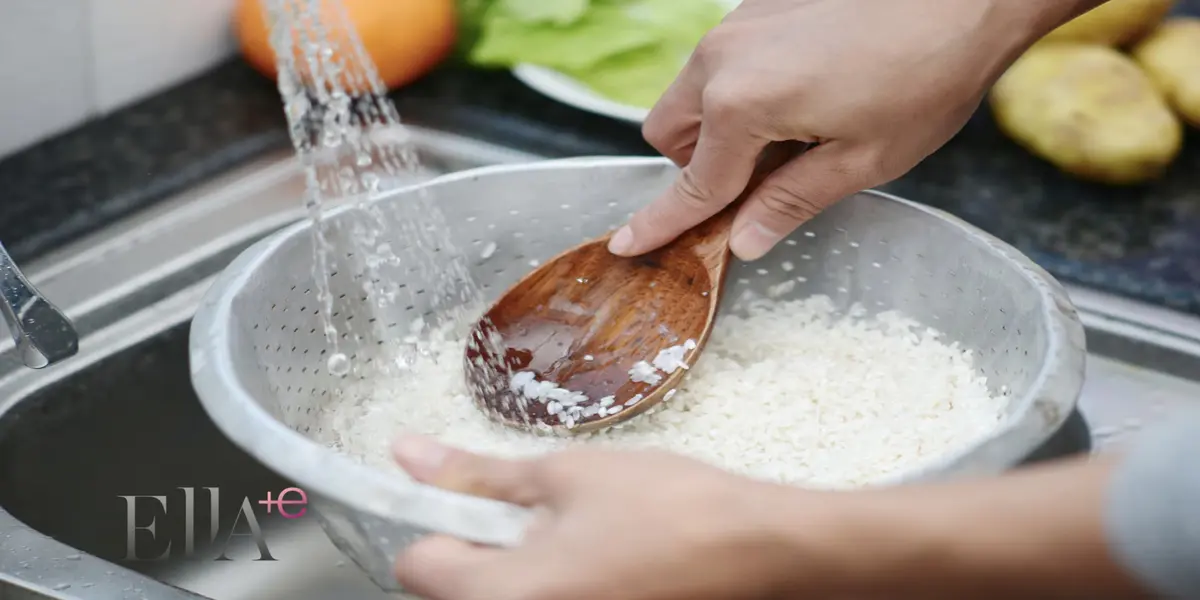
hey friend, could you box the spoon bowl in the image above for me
[464,209,732,433]
[465,143,801,433]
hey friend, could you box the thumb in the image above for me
[392,435,546,506]
[730,142,869,261]
[610,124,765,257]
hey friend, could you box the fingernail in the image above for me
[392,435,448,477]
[607,226,634,255]
[730,221,783,261]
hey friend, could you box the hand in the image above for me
[608,0,1080,261]
[389,436,1147,600]
[390,436,828,600]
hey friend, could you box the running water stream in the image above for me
[261,0,496,378]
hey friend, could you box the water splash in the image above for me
[260,0,511,392]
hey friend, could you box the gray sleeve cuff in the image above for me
[1104,409,1200,599]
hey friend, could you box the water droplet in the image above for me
[327,353,351,376]
[360,172,381,193]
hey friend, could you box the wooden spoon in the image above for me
[464,143,803,434]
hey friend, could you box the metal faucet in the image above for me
[0,241,78,368]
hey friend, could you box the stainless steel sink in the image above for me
[0,126,1198,600]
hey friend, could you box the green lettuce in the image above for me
[459,0,729,109]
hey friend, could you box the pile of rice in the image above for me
[316,294,1007,488]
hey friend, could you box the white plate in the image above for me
[511,63,651,125]
[510,0,739,125]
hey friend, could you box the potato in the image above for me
[1132,17,1200,127]
[990,44,1182,185]
[1040,0,1175,47]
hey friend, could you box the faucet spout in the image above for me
[0,242,78,368]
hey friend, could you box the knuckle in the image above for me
[858,145,902,183]
[641,110,672,148]
[700,84,742,122]
[671,168,717,209]
[756,183,824,223]
[691,30,725,64]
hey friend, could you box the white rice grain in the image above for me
[316,295,1006,489]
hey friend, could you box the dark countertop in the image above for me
[2,36,1199,315]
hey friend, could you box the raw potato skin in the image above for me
[1132,18,1200,127]
[990,44,1183,185]
[1040,0,1176,47]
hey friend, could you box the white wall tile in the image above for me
[0,0,93,158]
[89,0,239,114]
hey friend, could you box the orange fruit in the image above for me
[234,0,456,92]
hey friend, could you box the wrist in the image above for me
[993,0,1111,47]
[976,0,1112,79]
[764,483,951,597]
[768,457,1145,598]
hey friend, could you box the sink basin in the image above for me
[0,318,393,600]
[0,126,1197,599]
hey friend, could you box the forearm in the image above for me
[970,0,1114,87]
[1020,0,1113,37]
[789,456,1147,599]
[774,411,1200,598]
